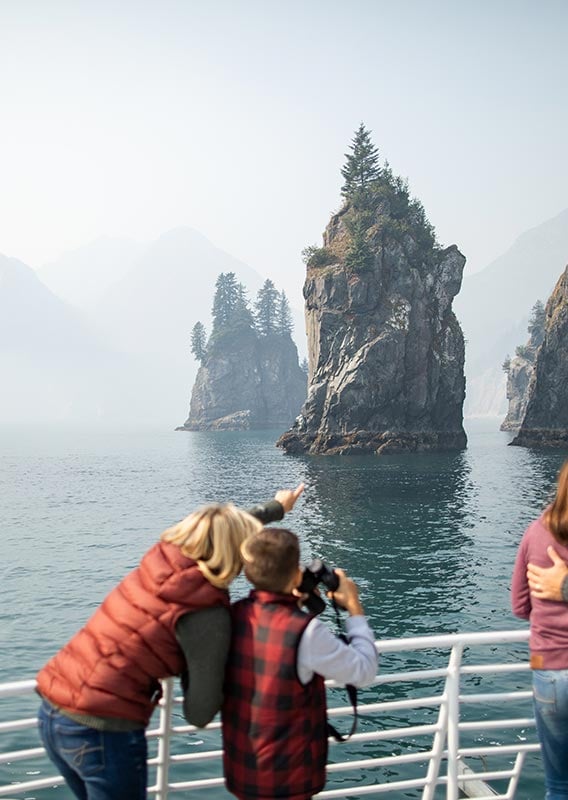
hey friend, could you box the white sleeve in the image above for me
[297,616,378,687]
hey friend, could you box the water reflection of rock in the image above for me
[293,452,474,640]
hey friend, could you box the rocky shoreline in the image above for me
[277,427,467,456]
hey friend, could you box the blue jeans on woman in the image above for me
[38,699,147,800]
[533,670,568,800]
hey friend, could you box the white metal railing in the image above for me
[0,629,539,799]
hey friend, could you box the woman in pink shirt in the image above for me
[511,460,568,800]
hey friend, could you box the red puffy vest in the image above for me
[222,591,327,800]
[37,541,228,725]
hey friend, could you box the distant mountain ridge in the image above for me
[91,227,266,357]
[0,254,105,358]
[0,254,114,422]
[40,236,145,309]
[454,208,568,418]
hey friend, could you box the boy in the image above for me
[222,527,378,800]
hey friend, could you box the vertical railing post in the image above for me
[505,752,526,800]
[445,643,464,800]
[422,676,449,800]
[154,678,174,800]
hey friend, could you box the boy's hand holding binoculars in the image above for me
[327,569,365,616]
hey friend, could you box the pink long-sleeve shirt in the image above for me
[511,515,568,669]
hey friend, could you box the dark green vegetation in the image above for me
[190,273,294,363]
[302,123,437,273]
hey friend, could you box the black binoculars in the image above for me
[298,558,340,615]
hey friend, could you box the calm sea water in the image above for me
[1,419,567,798]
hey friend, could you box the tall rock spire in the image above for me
[277,129,467,455]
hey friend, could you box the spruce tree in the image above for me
[276,291,293,337]
[344,217,374,272]
[255,279,280,335]
[212,272,239,333]
[234,282,255,330]
[341,123,381,199]
[528,300,546,347]
[190,322,207,363]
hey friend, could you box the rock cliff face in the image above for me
[178,329,307,431]
[277,207,467,455]
[511,266,568,448]
[501,355,534,431]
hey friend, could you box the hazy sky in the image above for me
[1,0,566,306]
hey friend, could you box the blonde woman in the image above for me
[36,486,303,800]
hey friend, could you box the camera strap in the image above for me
[326,602,359,743]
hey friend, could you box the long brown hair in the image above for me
[544,460,568,545]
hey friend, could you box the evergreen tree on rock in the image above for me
[212,272,240,333]
[234,282,255,331]
[341,123,381,200]
[276,291,293,337]
[255,279,280,336]
[190,321,207,363]
[528,300,546,348]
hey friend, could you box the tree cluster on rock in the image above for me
[190,273,294,364]
[302,123,437,276]
[180,272,306,432]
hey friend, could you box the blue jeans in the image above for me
[533,670,568,800]
[38,700,147,800]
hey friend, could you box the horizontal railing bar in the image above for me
[331,723,441,743]
[458,691,533,704]
[327,694,444,716]
[454,796,506,800]
[148,719,220,736]
[0,680,36,698]
[0,774,65,795]
[460,663,529,675]
[0,746,44,764]
[327,750,435,771]
[0,717,38,733]
[371,669,448,683]
[459,744,541,757]
[376,630,529,651]
[318,777,429,796]
[327,668,449,687]
[150,778,438,798]
[170,749,223,764]
[457,769,524,782]
[459,717,536,730]
[152,776,225,791]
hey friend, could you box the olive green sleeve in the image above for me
[175,606,231,727]
[247,499,284,524]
